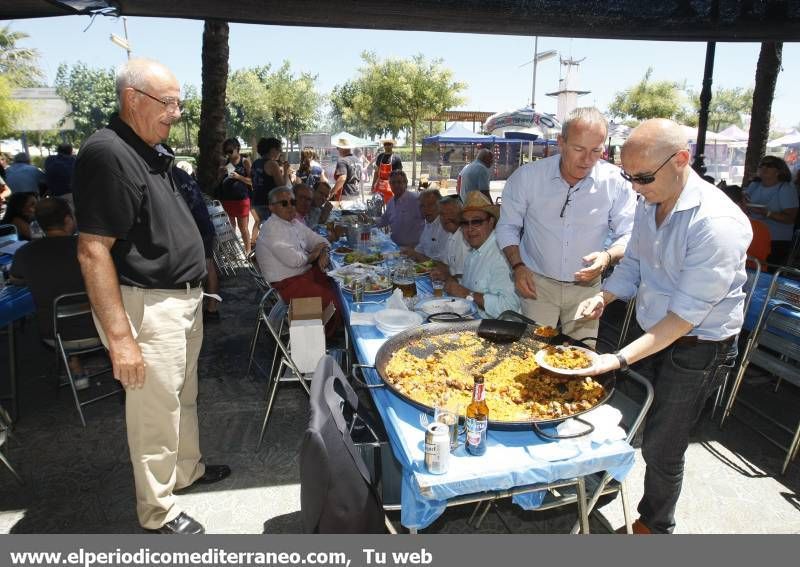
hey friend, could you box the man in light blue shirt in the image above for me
[496,107,636,340]
[444,192,519,318]
[5,153,46,195]
[458,149,493,202]
[577,119,751,535]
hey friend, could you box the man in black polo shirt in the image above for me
[74,58,230,535]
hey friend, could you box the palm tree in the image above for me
[744,42,783,186]
[0,24,44,87]
[197,20,229,194]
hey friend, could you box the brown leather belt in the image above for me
[674,335,735,347]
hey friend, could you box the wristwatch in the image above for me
[613,351,629,372]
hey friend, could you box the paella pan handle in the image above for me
[350,363,386,389]
[531,416,595,440]
[498,310,539,326]
[425,312,471,323]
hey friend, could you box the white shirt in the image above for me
[496,154,636,282]
[414,216,449,262]
[255,214,329,283]
[445,228,470,277]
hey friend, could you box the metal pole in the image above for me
[531,36,539,108]
[123,16,131,59]
[692,41,715,175]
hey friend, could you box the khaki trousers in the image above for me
[94,285,205,529]
[521,273,600,342]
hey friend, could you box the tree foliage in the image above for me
[167,83,202,151]
[0,24,45,88]
[0,75,28,137]
[332,52,466,179]
[226,62,322,149]
[608,68,685,122]
[54,62,117,145]
[684,86,754,131]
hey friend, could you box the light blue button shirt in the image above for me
[603,171,752,340]
[462,231,520,318]
[496,154,636,281]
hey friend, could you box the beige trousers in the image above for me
[521,273,601,342]
[94,285,205,529]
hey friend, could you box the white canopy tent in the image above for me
[768,129,800,147]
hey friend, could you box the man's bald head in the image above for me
[622,118,688,163]
[477,149,494,168]
[116,58,181,146]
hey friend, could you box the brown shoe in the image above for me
[615,519,652,534]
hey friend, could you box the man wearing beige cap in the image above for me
[444,192,519,318]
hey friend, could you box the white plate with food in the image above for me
[535,345,600,376]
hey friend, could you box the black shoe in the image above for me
[152,512,205,535]
[194,464,231,485]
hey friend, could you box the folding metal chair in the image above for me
[244,288,282,382]
[44,293,121,427]
[720,265,800,474]
[0,403,23,484]
[711,256,762,418]
[256,296,344,449]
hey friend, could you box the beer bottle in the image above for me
[465,375,489,456]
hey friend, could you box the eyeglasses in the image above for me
[621,151,679,185]
[460,217,490,227]
[272,199,297,207]
[131,87,183,112]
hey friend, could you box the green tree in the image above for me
[54,62,117,145]
[167,83,201,151]
[226,62,322,151]
[0,75,29,136]
[608,68,685,122]
[340,52,466,180]
[0,24,45,88]
[329,80,388,139]
[686,86,754,131]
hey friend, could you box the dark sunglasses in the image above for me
[460,217,490,227]
[621,151,678,185]
[272,199,296,207]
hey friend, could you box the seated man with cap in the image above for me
[255,187,342,333]
[444,192,520,318]
[402,189,449,263]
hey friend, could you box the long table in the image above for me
[331,241,636,531]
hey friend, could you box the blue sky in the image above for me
[8,15,800,130]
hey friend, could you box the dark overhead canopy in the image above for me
[3,1,800,42]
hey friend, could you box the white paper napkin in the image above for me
[385,289,409,311]
[349,312,376,326]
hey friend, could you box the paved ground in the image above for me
[1,259,799,534]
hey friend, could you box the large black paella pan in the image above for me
[370,317,616,433]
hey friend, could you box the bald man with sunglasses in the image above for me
[576,118,752,534]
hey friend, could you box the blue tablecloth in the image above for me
[744,270,800,332]
[335,261,636,529]
[0,285,35,328]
